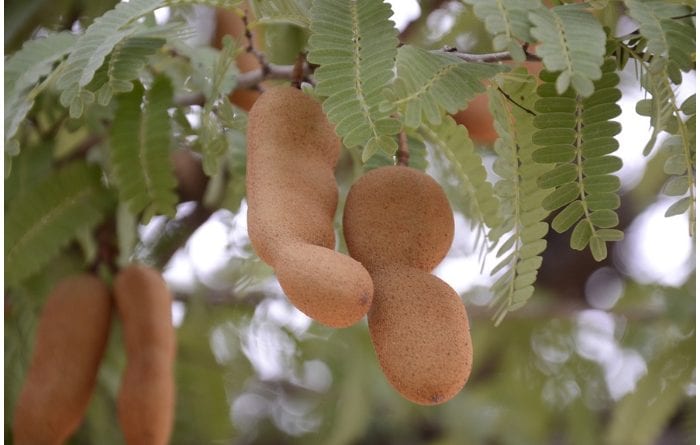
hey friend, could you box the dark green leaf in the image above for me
[586,192,620,210]
[570,219,593,250]
[589,209,619,228]
[665,196,691,216]
[538,164,578,188]
[532,144,576,163]
[551,200,584,233]
[543,182,579,211]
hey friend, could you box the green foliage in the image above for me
[661,94,696,235]
[605,333,695,445]
[2,2,697,442]
[529,4,607,97]
[4,32,77,152]
[5,163,113,286]
[55,0,240,118]
[249,0,312,28]
[388,45,503,128]
[307,0,401,161]
[421,116,502,231]
[627,0,695,159]
[90,36,168,107]
[624,0,695,83]
[636,59,682,155]
[534,58,624,261]
[487,71,552,324]
[110,76,179,222]
[462,0,543,60]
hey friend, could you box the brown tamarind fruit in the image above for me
[114,265,176,445]
[13,274,113,445]
[343,166,472,405]
[214,8,262,112]
[246,86,373,327]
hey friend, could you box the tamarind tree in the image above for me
[4,0,696,443]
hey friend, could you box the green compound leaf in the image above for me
[388,45,503,129]
[463,0,544,61]
[534,58,624,260]
[421,116,502,231]
[55,0,241,118]
[110,76,178,222]
[529,4,606,97]
[487,70,552,325]
[90,35,168,107]
[250,0,312,28]
[5,163,113,286]
[4,32,78,151]
[307,0,401,162]
[624,0,695,83]
[658,97,696,235]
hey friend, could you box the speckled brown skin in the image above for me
[368,267,471,405]
[13,274,112,445]
[246,86,373,328]
[342,166,454,272]
[114,265,175,445]
[343,166,472,405]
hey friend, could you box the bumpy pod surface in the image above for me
[343,166,472,405]
[367,267,471,405]
[114,265,175,445]
[342,166,454,272]
[246,86,373,327]
[13,274,112,445]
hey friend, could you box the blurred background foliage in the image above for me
[4,0,696,444]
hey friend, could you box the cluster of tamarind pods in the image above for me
[13,265,175,445]
[13,87,470,444]
[246,86,472,405]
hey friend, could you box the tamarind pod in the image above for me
[114,265,175,445]
[246,86,373,327]
[343,165,471,404]
[275,243,374,328]
[367,266,472,405]
[342,166,454,272]
[213,8,262,112]
[452,60,542,146]
[13,274,113,445]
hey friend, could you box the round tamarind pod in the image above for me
[342,165,454,272]
[368,266,472,405]
[114,265,175,445]
[13,274,112,445]
[246,86,373,327]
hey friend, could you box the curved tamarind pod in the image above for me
[246,86,373,327]
[114,265,175,445]
[368,266,472,405]
[343,166,471,405]
[342,166,454,273]
[13,274,112,445]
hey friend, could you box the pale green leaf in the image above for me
[308,0,400,158]
[530,4,606,97]
[110,76,178,221]
[5,163,113,286]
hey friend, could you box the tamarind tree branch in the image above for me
[241,10,269,77]
[397,130,409,166]
[434,46,542,63]
[141,204,214,270]
[214,47,539,96]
